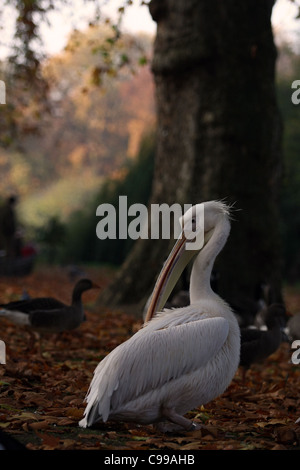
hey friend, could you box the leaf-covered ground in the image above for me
[0,265,299,451]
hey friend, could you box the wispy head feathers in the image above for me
[213,199,241,221]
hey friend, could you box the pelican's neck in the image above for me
[189,217,230,303]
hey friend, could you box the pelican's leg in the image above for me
[156,407,203,432]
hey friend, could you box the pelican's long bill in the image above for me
[144,233,198,323]
[144,203,207,323]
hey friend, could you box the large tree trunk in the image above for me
[100,0,283,318]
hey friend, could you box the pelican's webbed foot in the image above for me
[155,406,203,433]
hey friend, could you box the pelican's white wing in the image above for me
[80,313,229,427]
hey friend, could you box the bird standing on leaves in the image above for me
[0,278,99,353]
[80,201,240,432]
[239,303,287,381]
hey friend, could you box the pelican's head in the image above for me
[179,200,230,249]
[202,200,231,228]
[144,200,231,322]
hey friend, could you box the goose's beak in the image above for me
[144,231,203,324]
[91,282,101,289]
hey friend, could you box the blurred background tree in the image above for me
[101,0,284,318]
[0,0,299,321]
[276,40,300,284]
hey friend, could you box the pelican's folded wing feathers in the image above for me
[80,315,229,426]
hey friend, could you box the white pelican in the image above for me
[79,201,240,432]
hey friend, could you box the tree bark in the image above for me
[100,0,283,317]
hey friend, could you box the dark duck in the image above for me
[239,303,287,381]
[0,278,99,352]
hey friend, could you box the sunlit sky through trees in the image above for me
[0,0,156,60]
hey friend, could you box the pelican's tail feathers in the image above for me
[79,354,116,428]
